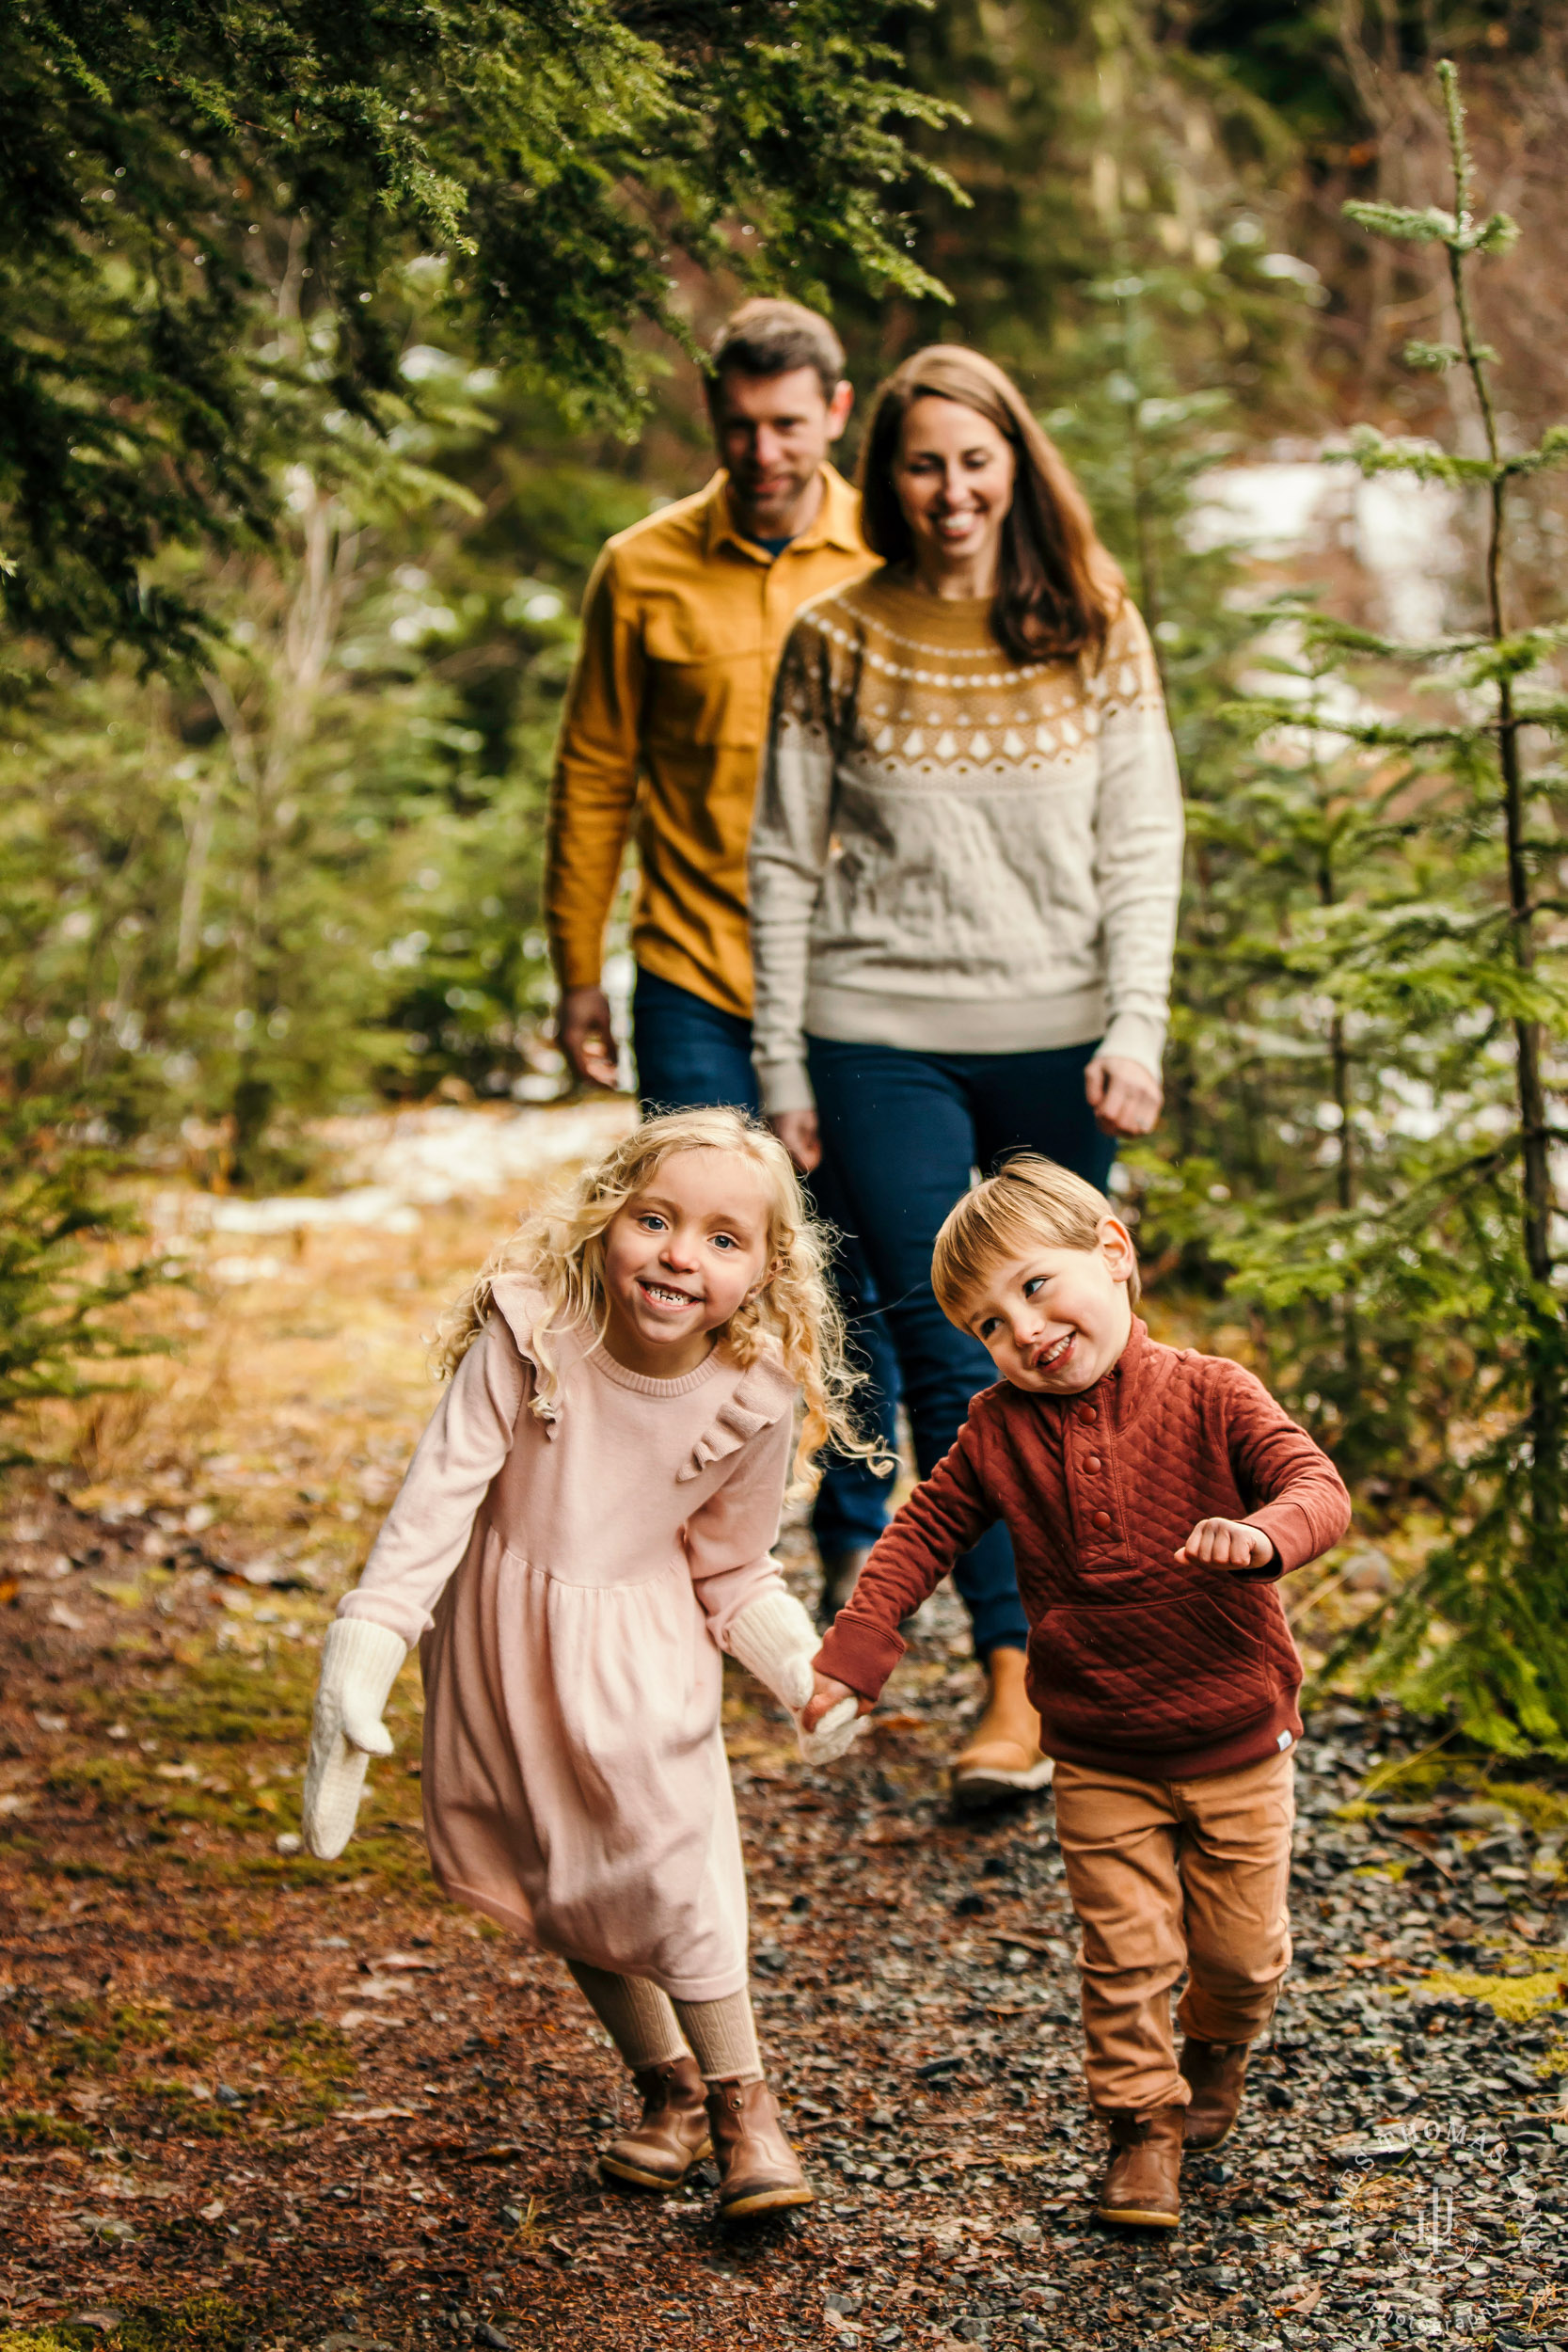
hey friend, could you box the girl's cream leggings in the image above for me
[566,1960,762,2083]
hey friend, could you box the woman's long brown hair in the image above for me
[858,345,1125,666]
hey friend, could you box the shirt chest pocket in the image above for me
[642,602,767,751]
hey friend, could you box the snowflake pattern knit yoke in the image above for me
[748,570,1184,1117]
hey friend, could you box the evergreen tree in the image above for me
[3,0,957,669]
[1176,62,1568,1750]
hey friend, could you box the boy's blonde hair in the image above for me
[435,1106,884,1496]
[931,1154,1141,1318]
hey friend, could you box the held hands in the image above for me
[723,1588,865,1765]
[301,1619,408,1860]
[801,1670,874,1739]
[1175,1518,1276,1572]
[1085,1054,1163,1138]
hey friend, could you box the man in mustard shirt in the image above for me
[545,298,894,1625]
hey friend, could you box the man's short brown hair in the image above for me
[931,1154,1142,1318]
[707,298,845,404]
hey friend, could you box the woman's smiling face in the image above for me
[600,1148,772,1378]
[957,1217,1137,1394]
[892,394,1016,585]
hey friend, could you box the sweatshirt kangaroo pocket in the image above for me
[1031,1590,1288,1748]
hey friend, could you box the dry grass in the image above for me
[12,1159,587,1599]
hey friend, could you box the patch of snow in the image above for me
[1193,450,1462,644]
[152,1099,638,1244]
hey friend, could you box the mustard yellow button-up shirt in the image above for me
[545,465,873,1019]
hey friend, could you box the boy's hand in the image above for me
[800,1671,874,1734]
[1176,1517,1276,1571]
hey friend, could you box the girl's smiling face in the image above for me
[600,1148,773,1379]
[958,1216,1137,1394]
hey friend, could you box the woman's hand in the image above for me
[1175,1518,1276,1572]
[768,1108,822,1175]
[800,1669,874,1733]
[1085,1053,1163,1137]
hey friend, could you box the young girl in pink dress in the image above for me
[300,1108,866,2219]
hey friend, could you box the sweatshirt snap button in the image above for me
[1091,1510,1112,1531]
[1078,1405,1097,1422]
[1086,1454,1101,1471]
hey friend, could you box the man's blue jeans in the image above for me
[631,968,895,1552]
[806,1034,1117,1662]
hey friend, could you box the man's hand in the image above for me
[1175,1518,1276,1572]
[768,1107,822,1175]
[560,985,618,1089]
[1085,1054,1163,1138]
[800,1669,873,1733]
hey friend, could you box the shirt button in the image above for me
[1085,1454,1102,1471]
[1091,1510,1112,1531]
[1078,1405,1097,1423]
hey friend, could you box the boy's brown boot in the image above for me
[599,2055,712,2189]
[1095,2106,1183,2229]
[951,1646,1053,1808]
[1180,2038,1250,2151]
[705,2076,815,2219]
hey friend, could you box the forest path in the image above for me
[0,1106,1563,2351]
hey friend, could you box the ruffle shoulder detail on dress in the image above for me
[678,1341,799,1485]
[484,1275,592,1438]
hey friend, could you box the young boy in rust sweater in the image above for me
[803,1157,1351,2230]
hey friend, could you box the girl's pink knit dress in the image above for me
[336,1278,799,2002]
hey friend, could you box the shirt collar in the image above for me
[702,464,863,564]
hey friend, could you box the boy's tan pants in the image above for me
[1053,1748,1294,2115]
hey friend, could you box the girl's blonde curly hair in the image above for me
[434,1106,886,1497]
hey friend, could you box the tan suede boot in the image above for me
[1095,2106,1183,2229]
[598,2054,712,2189]
[705,2076,814,2219]
[1180,2038,1250,2150]
[951,1646,1053,1807]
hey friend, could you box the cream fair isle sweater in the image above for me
[747,572,1185,1115]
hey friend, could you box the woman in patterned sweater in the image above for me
[748,345,1184,1805]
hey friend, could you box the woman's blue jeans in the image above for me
[631,968,897,1554]
[806,1033,1117,1662]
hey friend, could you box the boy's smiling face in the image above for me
[956,1217,1137,1394]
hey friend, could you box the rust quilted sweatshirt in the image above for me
[816,1319,1352,1778]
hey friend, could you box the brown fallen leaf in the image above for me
[463,2142,530,2165]
[1275,2285,1323,2318]
[344,2106,418,2123]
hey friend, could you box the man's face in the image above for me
[710,363,852,534]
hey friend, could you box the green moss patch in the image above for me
[1420,1967,1568,2023]
[0,2107,93,2149]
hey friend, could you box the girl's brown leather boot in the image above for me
[599,2055,712,2189]
[705,2076,815,2219]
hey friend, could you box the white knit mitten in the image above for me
[302,1618,409,1860]
[726,1588,866,1768]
